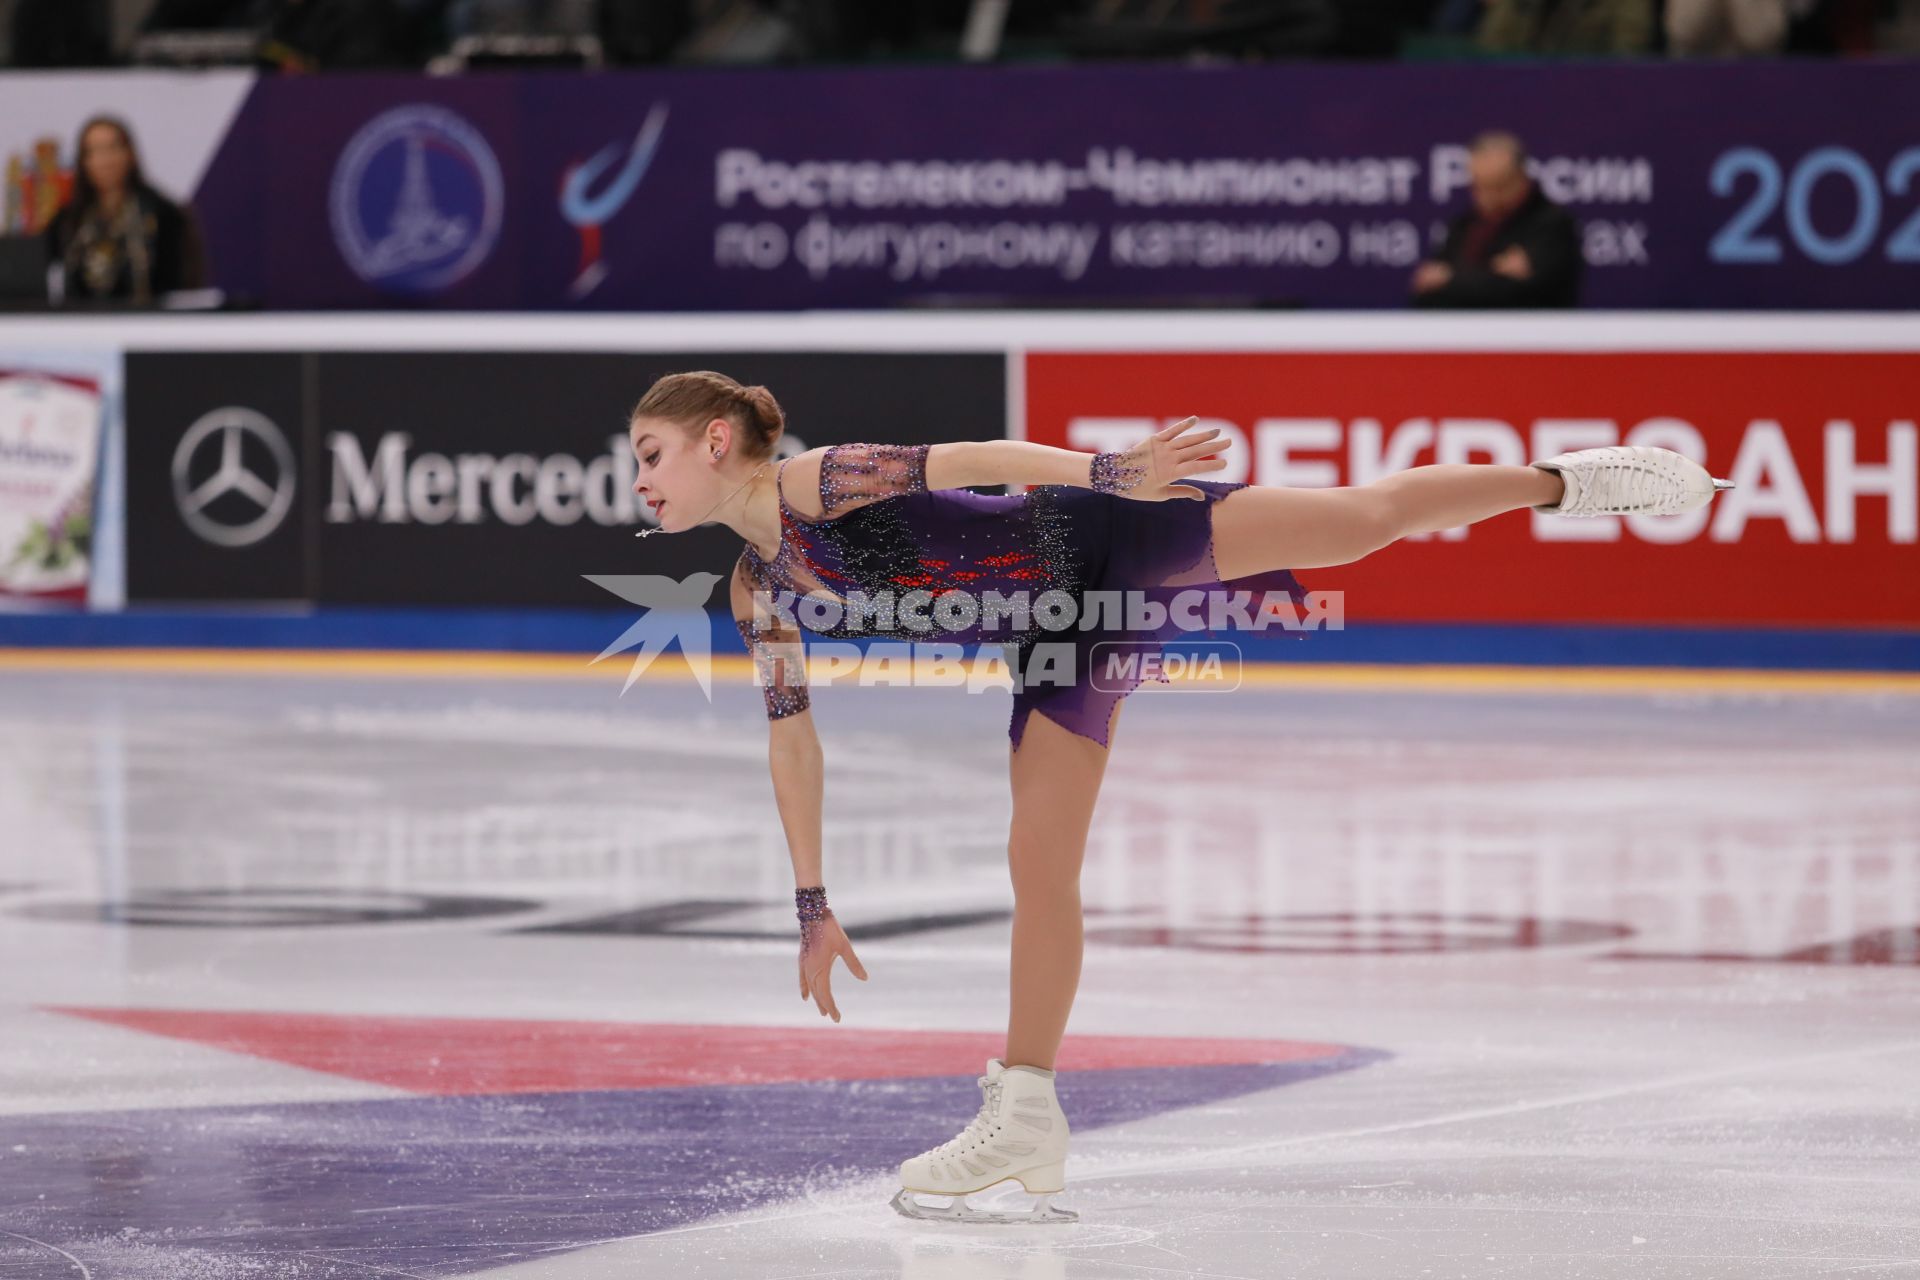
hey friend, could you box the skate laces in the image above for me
[930,1074,1003,1158]
[1563,446,1685,516]
[1607,447,1656,512]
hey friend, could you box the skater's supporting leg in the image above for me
[1209,464,1561,579]
[1003,703,1116,1071]
[893,1057,1077,1223]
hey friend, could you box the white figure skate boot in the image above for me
[890,1058,1075,1225]
[1530,445,1734,517]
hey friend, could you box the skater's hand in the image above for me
[1107,417,1232,502]
[799,911,868,1023]
[1411,261,1453,293]
[1491,246,1532,280]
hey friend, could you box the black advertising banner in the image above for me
[125,353,313,603]
[125,352,1005,607]
[313,352,1004,605]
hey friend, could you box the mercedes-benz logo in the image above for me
[170,407,296,548]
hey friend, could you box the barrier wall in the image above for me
[11,64,1920,311]
[123,350,1003,607]
[1,312,1915,667]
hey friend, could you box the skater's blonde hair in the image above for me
[631,371,785,460]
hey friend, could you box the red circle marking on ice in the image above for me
[40,1006,1350,1096]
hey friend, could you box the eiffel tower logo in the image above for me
[360,133,470,278]
[331,105,504,293]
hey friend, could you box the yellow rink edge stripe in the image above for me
[2,646,1917,696]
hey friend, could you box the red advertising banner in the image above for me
[1025,352,1919,627]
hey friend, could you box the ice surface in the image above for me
[1,666,1916,1278]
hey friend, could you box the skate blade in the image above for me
[1712,478,1736,491]
[890,1188,1078,1225]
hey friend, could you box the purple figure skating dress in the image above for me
[734,442,1304,750]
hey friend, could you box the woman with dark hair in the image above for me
[43,116,207,305]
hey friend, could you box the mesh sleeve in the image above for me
[818,442,931,518]
[734,615,810,720]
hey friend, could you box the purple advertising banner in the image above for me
[190,62,1920,311]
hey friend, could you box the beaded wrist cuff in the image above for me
[795,885,831,925]
[1090,449,1148,495]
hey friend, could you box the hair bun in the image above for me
[741,385,785,438]
[631,370,785,458]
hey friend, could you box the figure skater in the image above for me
[626,370,1732,1224]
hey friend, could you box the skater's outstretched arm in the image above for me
[730,563,868,1021]
[924,418,1231,501]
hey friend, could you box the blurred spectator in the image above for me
[1872,0,1920,50]
[1667,0,1802,52]
[599,0,697,62]
[389,0,454,62]
[10,0,112,66]
[1331,0,1430,54]
[1480,0,1654,53]
[143,0,272,26]
[1430,0,1487,34]
[447,0,593,37]
[259,0,406,68]
[672,0,807,62]
[802,0,977,60]
[1061,0,1417,59]
[42,116,207,304]
[1806,0,1875,52]
[144,0,404,67]
[1411,131,1581,309]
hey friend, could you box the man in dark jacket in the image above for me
[1411,131,1583,309]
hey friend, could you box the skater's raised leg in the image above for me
[1209,465,1558,578]
[1209,446,1732,579]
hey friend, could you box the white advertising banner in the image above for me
[0,370,103,601]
